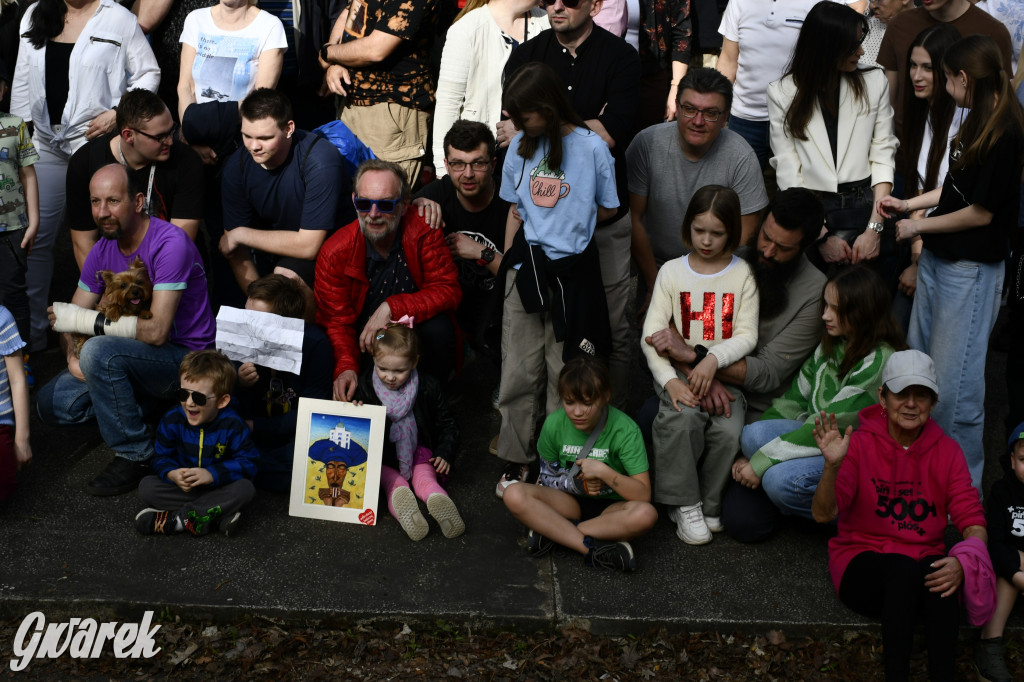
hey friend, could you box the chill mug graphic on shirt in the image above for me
[529,159,570,208]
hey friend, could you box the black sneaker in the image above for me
[526,529,554,556]
[88,457,150,496]
[584,537,636,572]
[495,462,530,499]
[219,512,242,537]
[135,509,179,535]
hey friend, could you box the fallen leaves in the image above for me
[1,617,1021,680]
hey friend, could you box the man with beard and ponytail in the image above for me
[36,163,216,496]
[639,188,826,539]
[315,160,461,402]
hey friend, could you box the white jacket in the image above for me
[767,67,897,192]
[11,0,160,158]
[432,6,548,176]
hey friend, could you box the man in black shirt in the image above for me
[499,0,641,406]
[415,120,506,356]
[65,89,204,269]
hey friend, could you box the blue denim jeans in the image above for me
[908,250,1003,490]
[760,455,825,521]
[727,116,771,170]
[36,337,190,462]
[740,419,805,459]
[741,418,820,520]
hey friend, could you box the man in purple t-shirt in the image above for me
[37,164,216,496]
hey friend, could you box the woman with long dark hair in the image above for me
[10,0,159,354]
[768,1,897,273]
[892,24,961,315]
[879,34,1024,491]
[727,266,906,531]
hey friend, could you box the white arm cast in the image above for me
[52,302,138,338]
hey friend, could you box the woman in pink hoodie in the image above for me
[811,349,987,682]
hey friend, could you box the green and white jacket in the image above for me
[748,340,894,477]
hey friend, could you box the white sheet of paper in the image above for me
[216,307,305,374]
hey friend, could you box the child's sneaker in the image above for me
[219,511,242,537]
[668,503,712,545]
[495,462,529,499]
[391,486,428,541]
[135,508,180,535]
[183,506,223,536]
[704,515,724,533]
[526,528,554,557]
[23,353,34,388]
[426,493,465,538]
[583,537,635,572]
[975,636,1013,682]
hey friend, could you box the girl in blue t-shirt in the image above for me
[502,356,657,573]
[493,62,620,498]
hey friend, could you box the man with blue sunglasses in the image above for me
[315,159,461,402]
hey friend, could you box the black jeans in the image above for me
[0,228,29,345]
[839,551,959,682]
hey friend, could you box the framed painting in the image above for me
[288,398,386,526]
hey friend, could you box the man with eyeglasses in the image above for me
[220,89,354,314]
[414,120,507,358]
[627,67,768,314]
[65,88,204,270]
[316,159,460,402]
[499,0,641,407]
[37,163,216,497]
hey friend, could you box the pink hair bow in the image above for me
[390,315,415,329]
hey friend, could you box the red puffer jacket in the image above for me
[315,211,461,379]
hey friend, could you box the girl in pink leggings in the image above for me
[354,323,464,541]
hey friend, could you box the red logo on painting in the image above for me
[358,509,375,525]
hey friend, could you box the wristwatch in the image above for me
[476,247,495,267]
[867,221,884,234]
[319,44,331,63]
[691,344,709,367]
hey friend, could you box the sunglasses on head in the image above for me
[177,388,217,406]
[539,0,583,7]
[353,197,401,213]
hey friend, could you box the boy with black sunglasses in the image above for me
[135,350,259,537]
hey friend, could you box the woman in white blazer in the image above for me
[767,1,897,273]
[11,0,159,353]
[431,0,548,177]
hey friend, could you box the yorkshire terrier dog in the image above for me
[72,257,154,356]
[97,257,154,322]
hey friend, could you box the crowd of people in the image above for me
[0,0,1023,679]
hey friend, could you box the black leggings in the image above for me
[838,551,959,682]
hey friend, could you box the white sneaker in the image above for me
[669,503,712,545]
[704,515,724,533]
[391,487,429,541]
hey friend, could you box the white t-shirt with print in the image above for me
[180,8,287,103]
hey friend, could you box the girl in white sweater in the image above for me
[642,185,758,545]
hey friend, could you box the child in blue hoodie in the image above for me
[135,350,259,536]
[974,421,1024,682]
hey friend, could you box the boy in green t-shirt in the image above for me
[0,58,40,384]
[502,357,658,572]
